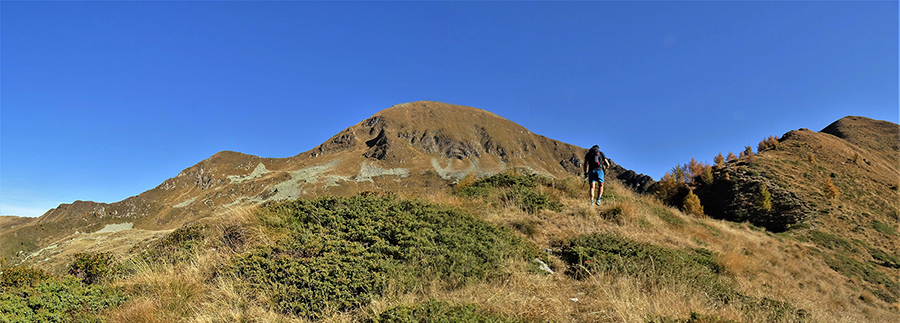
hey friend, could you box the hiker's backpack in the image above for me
[587,147,606,170]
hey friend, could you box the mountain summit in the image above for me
[309,101,586,178]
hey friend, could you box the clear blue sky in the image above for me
[2,1,897,217]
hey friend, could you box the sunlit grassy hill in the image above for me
[3,172,897,322]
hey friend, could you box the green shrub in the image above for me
[456,186,491,198]
[454,172,563,213]
[0,266,50,289]
[0,267,127,322]
[70,252,118,285]
[558,233,734,302]
[229,194,538,319]
[366,299,520,323]
[139,223,206,264]
[472,172,537,189]
[511,219,538,236]
[650,311,740,323]
[501,185,562,213]
[559,234,807,320]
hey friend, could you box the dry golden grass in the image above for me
[97,178,900,323]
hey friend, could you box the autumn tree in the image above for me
[655,171,681,202]
[743,146,755,162]
[768,135,779,149]
[700,165,714,185]
[758,135,779,152]
[727,151,737,162]
[673,165,686,184]
[683,189,705,217]
[824,178,840,199]
[714,153,725,168]
[757,183,772,212]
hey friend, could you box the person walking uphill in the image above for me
[583,145,610,206]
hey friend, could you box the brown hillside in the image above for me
[693,116,900,304]
[1,101,651,270]
[821,115,900,166]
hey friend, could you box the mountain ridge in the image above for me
[1,101,652,267]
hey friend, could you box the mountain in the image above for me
[0,101,651,269]
[2,108,898,322]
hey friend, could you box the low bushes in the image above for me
[70,252,118,285]
[455,172,563,213]
[0,266,127,322]
[228,194,538,319]
[138,223,206,264]
[558,233,808,321]
[558,233,732,301]
[366,299,520,323]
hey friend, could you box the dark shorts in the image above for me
[588,169,604,183]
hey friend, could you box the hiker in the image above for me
[583,145,610,206]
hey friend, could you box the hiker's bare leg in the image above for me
[598,182,605,204]
[589,182,597,202]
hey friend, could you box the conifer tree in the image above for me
[700,165,714,185]
[727,151,737,162]
[758,135,779,152]
[683,189,704,217]
[656,171,680,202]
[673,165,685,184]
[714,153,725,168]
[757,183,772,212]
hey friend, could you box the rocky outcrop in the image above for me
[695,164,810,232]
[606,163,656,194]
[363,128,392,160]
[313,128,359,156]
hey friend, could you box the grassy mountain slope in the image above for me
[3,173,897,322]
[2,101,653,275]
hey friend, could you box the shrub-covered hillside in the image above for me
[2,172,898,322]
